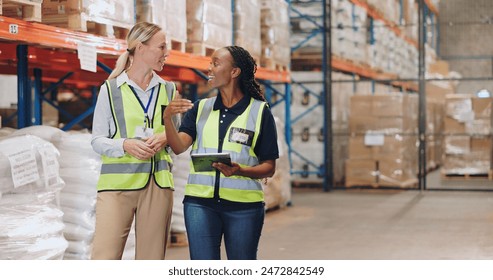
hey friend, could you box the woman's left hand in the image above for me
[212,161,241,177]
[144,133,167,154]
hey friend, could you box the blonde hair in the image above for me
[108,22,163,79]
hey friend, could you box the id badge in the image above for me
[229,127,254,146]
[135,126,154,139]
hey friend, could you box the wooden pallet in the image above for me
[441,170,493,181]
[292,179,324,188]
[1,0,42,22]
[261,58,289,72]
[186,42,216,57]
[169,38,186,53]
[42,13,131,39]
[345,178,419,189]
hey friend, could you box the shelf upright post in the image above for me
[17,44,30,128]
[322,0,333,191]
[418,0,427,191]
[231,0,236,45]
[285,82,292,172]
[33,68,43,125]
[264,80,273,104]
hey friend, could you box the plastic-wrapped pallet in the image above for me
[260,0,290,70]
[234,0,261,61]
[0,127,15,140]
[7,126,97,259]
[263,117,291,210]
[56,131,100,260]
[136,0,187,49]
[11,125,66,147]
[0,135,67,260]
[186,0,232,55]
[170,148,191,234]
[42,0,135,38]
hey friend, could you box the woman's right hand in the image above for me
[123,138,155,160]
[163,92,193,120]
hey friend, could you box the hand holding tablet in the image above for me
[191,153,232,172]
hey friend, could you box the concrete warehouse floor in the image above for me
[165,169,493,260]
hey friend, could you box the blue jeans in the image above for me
[184,201,265,260]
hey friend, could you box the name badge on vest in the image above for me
[229,127,254,146]
[135,126,154,139]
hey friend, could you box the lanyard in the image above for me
[129,85,155,128]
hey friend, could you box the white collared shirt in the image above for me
[91,71,167,157]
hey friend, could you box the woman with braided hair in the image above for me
[163,46,279,260]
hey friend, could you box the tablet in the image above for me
[191,152,232,172]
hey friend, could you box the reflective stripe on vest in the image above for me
[186,96,266,202]
[97,79,175,191]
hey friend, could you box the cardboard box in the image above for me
[349,115,417,133]
[471,137,492,153]
[345,159,377,187]
[443,116,466,134]
[372,95,418,118]
[426,82,454,104]
[445,94,473,120]
[429,60,450,76]
[378,159,417,187]
[349,135,418,160]
[444,135,470,155]
[472,97,492,119]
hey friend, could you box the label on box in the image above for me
[364,132,385,146]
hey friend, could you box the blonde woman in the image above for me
[91,22,178,260]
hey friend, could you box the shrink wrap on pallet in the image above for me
[234,0,261,60]
[0,135,67,260]
[42,0,135,36]
[260,0,290,69]
[136,0,187,44]
[186,0,232,54]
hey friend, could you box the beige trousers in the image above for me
[91,179,173,260]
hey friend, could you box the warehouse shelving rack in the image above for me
[0,15,290,130]
[289,0,438,191]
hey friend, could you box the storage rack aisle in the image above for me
[287,0,440,190]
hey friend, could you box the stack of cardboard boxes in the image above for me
[186,0,232,56]
[260,0,290,70]
[442,94,493,176]
[346,94,419,187]
[136,0,187,51]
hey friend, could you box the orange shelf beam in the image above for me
[0,16,290,83]
[0,16,126,56]
[349,0,418,48]
[332,56,397,81]
[332,56,418,91]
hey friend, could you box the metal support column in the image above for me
[33,68,43,125]
[323,0,333,191]
[17,44,30,128]
[418,0,427,191]
[285,82,292,172]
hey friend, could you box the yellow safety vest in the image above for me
[97,79,175,191]
[186,96,266,202]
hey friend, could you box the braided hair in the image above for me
[225,46,265,102]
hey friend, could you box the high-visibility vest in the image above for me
[186,96,266,202]
[97,79,175,191]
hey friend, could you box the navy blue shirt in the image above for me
[179,93,279,210]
